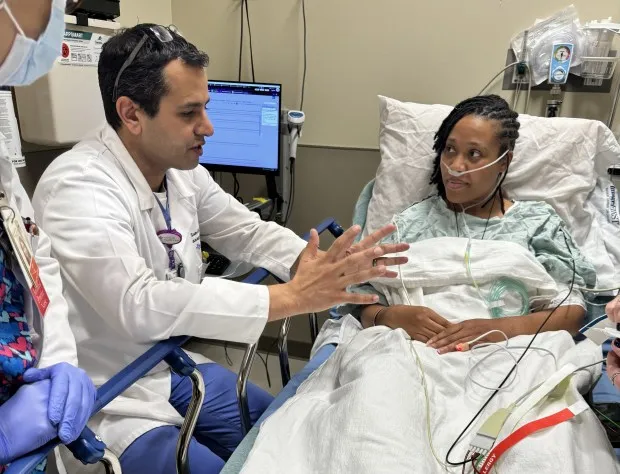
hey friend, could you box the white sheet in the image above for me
[369,237,560,320]
[241,238,616,474]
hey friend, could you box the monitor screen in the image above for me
[199,80,281,175]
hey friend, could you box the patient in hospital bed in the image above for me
[347,94,597,354]
[240,95,618,474]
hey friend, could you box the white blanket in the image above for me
[241,239,617,474]
[369,237,562,321]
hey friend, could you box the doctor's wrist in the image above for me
[267,283,301,322]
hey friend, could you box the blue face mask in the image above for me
[0,0,67,86]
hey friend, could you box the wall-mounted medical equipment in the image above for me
[581,19,620,86]
[13,15,120,146]
[510,6,586,87]
[548,43,574,85]
[501,6,620,124]
[287,110,305,160]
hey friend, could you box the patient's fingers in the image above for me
[436,342,465,354]
[423,320,450,336]
[426,324,463,348]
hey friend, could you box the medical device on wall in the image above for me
[286,110,306,160]
[548,43,574,85]
[13,14,120,146]
[287,110,305,160]
[510,6,585,87]
[199,80,282,176]
[502,6,620,125]
[276,109,306,226]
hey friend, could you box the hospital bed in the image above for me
[5,218,344,474]
[219,97,620,471]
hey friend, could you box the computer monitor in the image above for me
[199,80,281,175]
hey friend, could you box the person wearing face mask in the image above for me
[0,1,95,471]
[340,95,597,354]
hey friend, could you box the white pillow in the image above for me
[367,95,620,287]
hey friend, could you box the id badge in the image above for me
[0,193,50,316]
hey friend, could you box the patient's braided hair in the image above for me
[430,95,520,212]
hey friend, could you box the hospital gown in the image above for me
[342,195,597,318]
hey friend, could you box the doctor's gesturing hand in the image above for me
[268,224,410,320]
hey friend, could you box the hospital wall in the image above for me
[16,0,174,193]
[172,0,620,352]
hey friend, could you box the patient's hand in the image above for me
[377,305,451,343]
[427,319,504,354]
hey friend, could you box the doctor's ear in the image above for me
[116,97,143,135]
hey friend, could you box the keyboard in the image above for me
[204,254,231,276]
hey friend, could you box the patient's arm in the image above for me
[360,304,452,343]
[427,304,585,354]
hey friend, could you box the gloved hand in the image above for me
[0,379,57,464]
[23,363,96,444]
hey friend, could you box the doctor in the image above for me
[0,0,95,470]
[32,23,409,473]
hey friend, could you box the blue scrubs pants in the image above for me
[119,363,273,473]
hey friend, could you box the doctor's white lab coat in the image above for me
[31,125,307,464]
[0,134,77,371]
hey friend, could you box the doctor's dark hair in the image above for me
[98,24,210,130]
[429,95,520,200]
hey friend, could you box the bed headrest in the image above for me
[366,95,620,286]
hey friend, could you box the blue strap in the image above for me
[152,177,176,270]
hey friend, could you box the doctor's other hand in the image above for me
[372,305,452,343]
[607,295,620,322]
[269,225,409,320]
[607,340,620,390]
[23,363,96,444]
[341,224,409,277]
[0,379,57,464]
